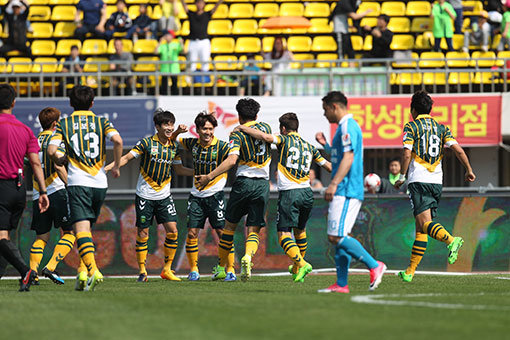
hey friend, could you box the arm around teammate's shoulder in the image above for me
[450,143,476,182]
[233,125,275,144]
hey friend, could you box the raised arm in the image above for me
[234,125,274,144]
[195,153,238,189]
[180,0,189,13]
[170,124,188,140]
[450,144,476,182]
[324,151,353,201]
[315,132,331,154]
[210,0,224,14]
[27,152,50,213]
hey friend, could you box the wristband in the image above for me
[40,191,47,195]
[398,174,406,182]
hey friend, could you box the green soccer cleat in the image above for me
[294,263,313,283]
[75,271,88,291]
[288,264,297,281]
[398,271,413,282]
[240,255,253,282]
[447,237,464,265]
[211,265,226,281]
[85,270,104,292]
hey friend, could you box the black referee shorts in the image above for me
[0,179,26,231]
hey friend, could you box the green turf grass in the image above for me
[1,274,509,340]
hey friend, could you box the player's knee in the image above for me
[137,228,148,238]
[187,229,198,239]
[38,233,51,243]
[328,235,340,244]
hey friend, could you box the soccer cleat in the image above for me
[19,269,37,292]
[288,264,297,281]
[224,272,237,282]
[137,273,148,283]
[187,271,200,281]
[369,261,387,291]
[318,283,349,293]
[398,271,413,282]
[294,263,313,283]
[240,255,253,282]
[211,265,226,281]
[85,270,104,291]
[447,237,464,265]
[32,275,40,285]
[75,271,88,291]
[42,267,65,285]
[160,269,181,281]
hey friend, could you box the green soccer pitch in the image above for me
[1,274,509,340]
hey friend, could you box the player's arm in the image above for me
[234,124,275,144]
[47,144,66,166]
[105,152,134,172]
[450,144,476,182]
[321,161,332,173]
[110,133,123,178]
[315,132,331,154]
[324,151,353,201]
[210,0,224,14]
[313,147,332,172]
[395,148,412,189]
[195,153,238,189]
[54,164,68,186]
[173,163,194,176]
[27,152,50,213]
[170,124,188,141]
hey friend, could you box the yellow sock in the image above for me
[186,237,199,272]
[46,233,76,271]
[279,236,305,268]
[30,239,47,271]
[136,235,149,275]
[77,259,87,274]
[405,232,428,275]
[163,232,178,272]
[218,229,235,267]
[295,232,307,258]
[245,232,259,257]
[76,231,98,276]
[226,247,235,273]
[423,221,453,245]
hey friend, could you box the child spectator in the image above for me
[105,0,132,40]
[127,4,157,42]
[239,54,260,96]
[432,0,457,51]
[61,45,83,86]
[156,30,183,95]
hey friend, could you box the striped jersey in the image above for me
[130,134,181,200]
[403,114,457,185]
[229,121,272,179]
[178,136,231,198]
[33,130,66,200]
[273,132,326,191]
[50,110,119,188]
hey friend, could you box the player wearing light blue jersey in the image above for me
[316,91,386,294]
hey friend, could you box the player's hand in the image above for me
[195,174,211,189]
[324,184,336,202]
[111,166,120,178]
[233,125,246,133]
[176,124,188,134]
[39,194,50,213]
[394,180,405,189]
[315,132,327,146]
[465,171,476,182]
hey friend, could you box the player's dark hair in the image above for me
[39,107,61,130]
[236,98,260,121]
[411,90,433,115]
[195,112,218,129]
[153,108,175,126]
[279,112,299,132]
[69,85,94,110]
[322,91,348,108]
[0,83,16,110]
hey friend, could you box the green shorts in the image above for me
[31,189,72,235]
[225,176,269,227]
[408,182,443,218]
[187,191,225,229]
[68,186,107,225]
[276,187,314,232]
[135,194,177,229]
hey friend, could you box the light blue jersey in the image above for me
[331,114,364,201]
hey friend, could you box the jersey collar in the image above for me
[243,120,257,127]
[152,134,172,146]
[416,114,434,119]
[199,136,218,147]
[339,113,353,125]
[288,131,300,137]
[71,110,95,116]
[40,129,53,136]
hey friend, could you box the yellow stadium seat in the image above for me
[496,51,510,67]
[31,40,56,56]
[411,17,433,33]
[9,57,32,73]
[473,71,497,84]
[388,17,410,33]
[51,5,76,21]
[208,20,233,35]
[128,5,150,20]
[27,23,53,39]
[54,22,77,38]
[279,3,304,17]
[395,72,422,85]
[238,54,265,70]
[308,18,332,34]
[491,34,501,50]
[363,35,373,51]
[234,37,261,53]
[315,53,340,68]
[290,54,314,69]
[463,1,483,16]
[30,0,49,4]
[381,1,406,16]
[107,39,133,54]
[448,72,472,85]
[31,57,59,73]
[414,32,433,49]
[351,35,363,51]
[446,51,470,67]
[357,2,380,17]
[83,57,110,72]
[106,5,117,18]
[229,3,254,19]
[304,3,330,17]
[470,51,496,68]
[0,58,11,73]
[132,56,158,72]
[211,4,229,19]
[419,52,445,68]
[360,17,377,28]
[262,36,275,53]
[406,1,431,16]
[287,36,312,53]
[49,0,78,4]
[132,39,158,54]
[211,37,235,54]
[258,19,281,35]
[391,52,419,68]
[28,6,51,21]
[149,5,162,20]
[213,55,238,71]
[440,34,464,50]
[390,35,414,50]
[423,72,446,85]
[282,26,308,35]
[312,36,337,52]
[232,19,257,35]
[56,39,82,56]
[81,39,108,55]
[254,3,279,18]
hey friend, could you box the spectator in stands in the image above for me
[239,54,261,96]
[180,0,224,73]
[330,0,372,66]
[263,36,293,96]
[127,4,157,42]
[498,1,510,51]
[61,45,83,86]
[109,38,135,95]
[448,0,464,34]
[0,0,30,57]
[309,169,323,190]
[75,0,108,40]
[432,0,457,52]
[159,0,180,33]
[485,0,503,24]
[105,0,132,40]
[463,11,491,53]
[362,14,394,60]
[156,30,183,95]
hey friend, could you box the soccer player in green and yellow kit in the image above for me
[196,98,271,281]
[395,91,476,282]
[235,112,332,282]
[106,109,193,282]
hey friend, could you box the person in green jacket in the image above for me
[431,0,456,51]
[156,29,183,95]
